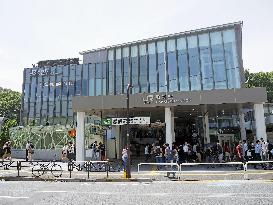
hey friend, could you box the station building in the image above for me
[21,22,270,160]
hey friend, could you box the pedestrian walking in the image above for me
[98,142,106,161]
[67,141,75,161]
[25,141,30,161]
[61,143,69,161]
[2,141,12,161]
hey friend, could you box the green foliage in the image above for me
[245,69,273,102]
[0,119,17,146]
[0,87,21,146]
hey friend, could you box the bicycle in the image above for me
[32,161,63,178]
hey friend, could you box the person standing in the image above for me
[90,141,97,160]
[28,142,34,162]
[183,142,189,162]
[254,140,261,168]
[154,144,162,170]
[236,141,244,169]
[122,147,128,171]
[25,141,30,161]
[62,143,69,161]
[242,140,248,160]
[144,144,149,162]
[216,142,224,163]
[261,139,269,161]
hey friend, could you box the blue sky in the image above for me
[0,0,272,91]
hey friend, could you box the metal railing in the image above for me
[137,162,180,173]
[0,160,122,179]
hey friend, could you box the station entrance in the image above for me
[113,104,242,158]
[72,88,267,162]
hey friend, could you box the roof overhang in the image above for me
[72,87,266,113]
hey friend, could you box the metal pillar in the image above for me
[76,112,85,162]
[254,104,267,141]
[165,107,174,146]
[239,109,247,141]
[204,113,210,144]
[126,84,133,178]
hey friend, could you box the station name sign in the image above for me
[102,117,150,126]
[142,94,191,104]
[29,68,60,77]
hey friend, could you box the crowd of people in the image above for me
[88,141,106,161]
[138,138,273,168]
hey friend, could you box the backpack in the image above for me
[30,144,34,149]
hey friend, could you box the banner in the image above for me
[111,117,150,125]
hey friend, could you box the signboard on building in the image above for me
[101,118,112,126]
[102,117,150,126]
[142,94,191,105]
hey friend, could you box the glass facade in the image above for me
[22,24,243,125]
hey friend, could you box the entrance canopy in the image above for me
[72,88,266,113]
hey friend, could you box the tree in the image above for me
[0,87,21,145]
[245,69,273,102]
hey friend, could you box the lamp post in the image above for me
[126,84,133,178]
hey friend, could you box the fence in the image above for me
[137,161,273,180]
[0,160,122,179]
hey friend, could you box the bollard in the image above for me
[87,162,91,179]
[17,161,21,177]
[106,162,109,179]
[68,161,73,178]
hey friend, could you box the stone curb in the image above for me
[0,177,153,183]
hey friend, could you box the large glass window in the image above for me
[55,66,62,100]
[148,42,157,92]
[62,66,69,100]
[102,62,107,95]
[68,65,76,96]
[167,39,178,92]
[139,44,148,93]
[23,83,30,103]
[223,29,240,88]
[30,70,37,103]
[131,45,139,94]
[108,49,115,95]
[82,64,89,96]
[198,33,214,90]
[61,100,67,117]
[122,47,130,94]
[115,48,122,95]
[89,64,95,96]
[75,65,82,96]
[95,63,102,96]
[187,35,201,91]
[49,67,56,102]
[36,76,43,103]
[210,31,227,89]
[157,40,166,92]
[177,37,189,91]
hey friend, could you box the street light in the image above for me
[126,83,133,178]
